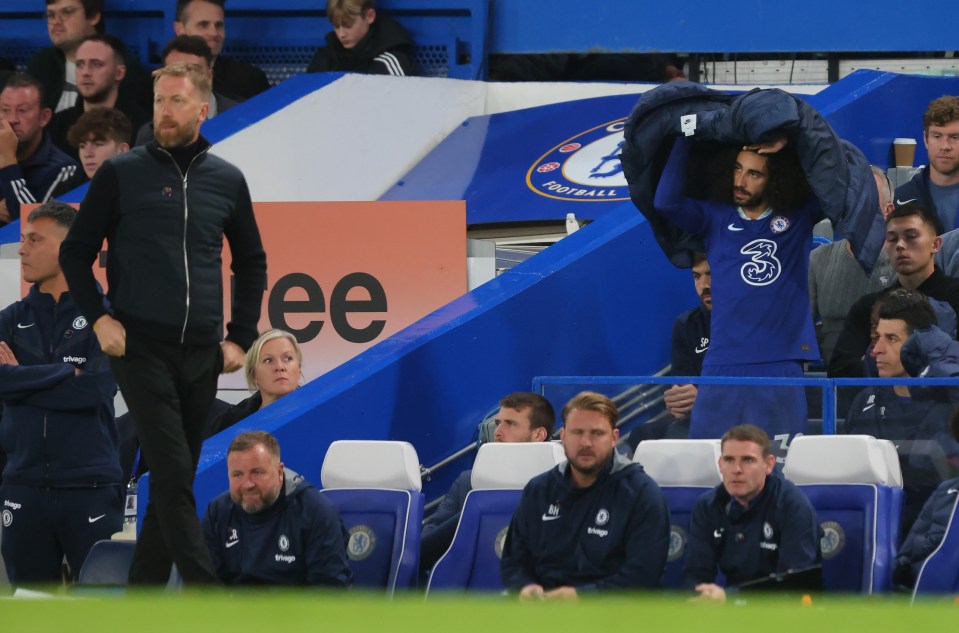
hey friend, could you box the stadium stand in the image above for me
[783,434,903,593]
[319,440,423,595]
[425,441,565,595]
[632,439,722,589]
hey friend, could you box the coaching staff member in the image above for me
[59,62,267,585]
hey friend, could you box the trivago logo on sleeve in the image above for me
[526,118,629,202]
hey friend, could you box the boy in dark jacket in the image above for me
[308,0,414,77]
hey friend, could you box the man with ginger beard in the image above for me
[59,62,266,586]
[202,431,352,586]
[500,391,670,598]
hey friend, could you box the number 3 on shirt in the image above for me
[740,239,781,287]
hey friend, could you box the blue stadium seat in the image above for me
[632,439,722,589]
[320,440,424,595]
[425,441,565,596]
[784,435,903,593]
[77,539,136,589]
[912,489,959,596]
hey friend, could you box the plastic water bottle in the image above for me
[566,212,580,235]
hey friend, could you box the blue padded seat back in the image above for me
[426,489,521,594]
[321,489,423,594]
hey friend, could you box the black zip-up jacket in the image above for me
[59,137,267,350]
[0,285,120,487]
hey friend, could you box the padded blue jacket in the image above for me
[683,474,822,588]
[500,451,670,592]
[202,469,352,587]
[620,81,884,274]
[0,284,120,487]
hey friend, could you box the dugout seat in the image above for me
[320,440,424,596]
[425,441,565,596]
[783,434,903,593]
[632,439,722,588]
[912,485,959,596]
[76,540,136,590]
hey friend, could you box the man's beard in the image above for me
[155,119,198,149]
[80,84,114,106]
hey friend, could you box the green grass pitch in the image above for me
[3,591,957,633]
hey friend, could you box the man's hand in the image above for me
[518,584,545,601]
[0,119,18,168]
[0,199,10,225]
[220,340,245,373]
[743,136,788,155]
[691,583,727,602]
[544,586,578,601]
[0,341,19,366]
[664,384,698,420]
[93,314,126,357]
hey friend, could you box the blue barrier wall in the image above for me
[489,0,955,54]
[807,71,959,168]
[180,204,692,511]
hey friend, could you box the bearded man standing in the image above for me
[59,62,267,586]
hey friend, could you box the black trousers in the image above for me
[110,334,222,585]
[0,484,123,585]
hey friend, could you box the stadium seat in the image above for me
[783,434,903,593]
[632,439,722,588]
[425,441,566,596]
[912,487,959,596]
[77,540,136,589]
[320,440,424,596]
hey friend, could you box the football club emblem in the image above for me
[347,525,376,561]
[1,509,11,527]
[763,521,774,540]
[770,215,790,234]
[526,119,630,202]
[820,521,846,559]
[72,316,88,330]
[595,508,610,526]
[668,525,687,561]
[162,186,173,198]
[278,534,290,552]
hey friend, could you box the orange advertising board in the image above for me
[22,200,467,388]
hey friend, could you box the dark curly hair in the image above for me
[705,144,812,216]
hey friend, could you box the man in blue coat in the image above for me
[202,431,352,586]
[500,391,670,598]
[420,392,555,575]
[684,424,822,601]
[0,201,121,585]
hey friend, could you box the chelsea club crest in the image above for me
[770,215,790,234]
[526,119,630,202]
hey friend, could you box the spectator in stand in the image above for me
[662,252,711,436]
[207,329,303,437]
[51,107,131,198]
[829,202,959,378]
[844,288,959,532]
[895,96,959,234]
[47,35,149,162]
[0,74,79,225]
[809,166,896,365]
[173,0,271,102]
[134,35,237,146]
[28,0,149,113]
[307,0,414,77]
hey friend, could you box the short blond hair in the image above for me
[245,329,303,392]
[152,61,212,102]
[327,0,374,28]
[561,391,618,429]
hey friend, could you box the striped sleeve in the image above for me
[374,52,406,76]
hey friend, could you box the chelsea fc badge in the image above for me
[770,215,790,234]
